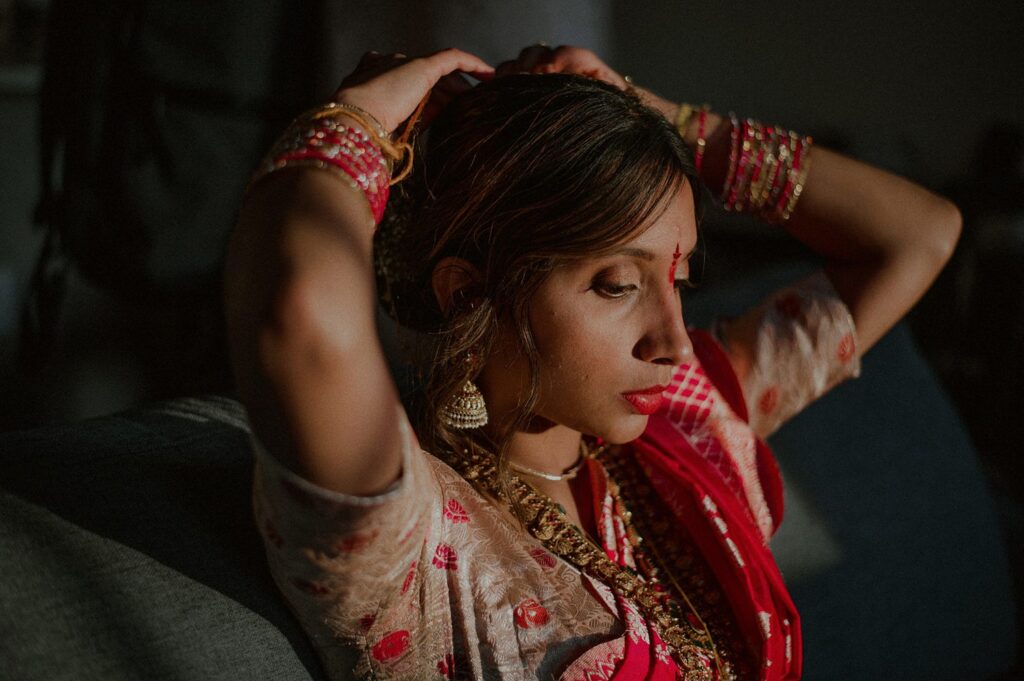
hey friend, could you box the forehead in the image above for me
[622,180,698,253]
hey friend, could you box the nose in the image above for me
[634,286,694,366]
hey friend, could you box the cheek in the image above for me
[533,306,628,402]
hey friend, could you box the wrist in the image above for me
[252,106,393,225]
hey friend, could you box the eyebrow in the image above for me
[609,245,698,261]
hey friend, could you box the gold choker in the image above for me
[508,441,590,481]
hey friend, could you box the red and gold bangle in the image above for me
[721,112,742,203]
[675,102,696,138]
[779,136,811,222]
[717,114,812,224]
[694,106,709,173]
[725,119,757,212]
[251,108,394,225]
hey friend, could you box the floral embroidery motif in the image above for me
[529,547,557,570]
[431,543,458,570]
[401,560,417,594]
[758,386,779,415]
[442,498,470,523]
[371,630,410,662]
[837,332,856,363]
[737,271,862,439]
[436,652,455,678]
[291,577,329,597]
[336,528,378,553]
[759,611,773,641]
[559,643,624,681]
[513,598,550,629]
[622,601,650,644]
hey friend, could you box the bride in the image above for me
[225,45,960,679]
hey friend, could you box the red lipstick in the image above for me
[622,385,667,415]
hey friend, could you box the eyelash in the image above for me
[594,281,637,298]
[593,278,697,299]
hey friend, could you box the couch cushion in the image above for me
[0,396,326,681]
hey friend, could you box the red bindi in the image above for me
[668,243,683,285]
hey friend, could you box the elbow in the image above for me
[260,275,367,379]
[930,197,963,270]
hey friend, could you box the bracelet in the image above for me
[292,99,425,186]
[675,102,696,137]
[251,116,392,224]
[309,101,389,140]
[694,106,708,173]
[673,102,709,174]
[721,112,741,203]
[718,114,812,224]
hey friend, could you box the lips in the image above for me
[622,385,668,415]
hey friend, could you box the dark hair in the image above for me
[376,73,701,498]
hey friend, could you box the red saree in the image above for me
[624,328,801,679]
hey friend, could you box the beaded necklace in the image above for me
[598,448,755,680]
[441,440,723,676]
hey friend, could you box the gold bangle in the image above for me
[293,100,425,186]
[675,102,696,139]
[304,101,389,140]
[781,144,812,221]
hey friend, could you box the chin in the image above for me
[594,415,650,445]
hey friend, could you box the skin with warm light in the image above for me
[225,45,960,526]
[466,180,698,478]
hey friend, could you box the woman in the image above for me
[225,45,960,679]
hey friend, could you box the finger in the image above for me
[357,50,380,66]
[494,58,520,77]
[516,44,554,73]
[518,43,552,60]
[424,48,495,81]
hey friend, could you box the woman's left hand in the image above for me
[495,44,679,122]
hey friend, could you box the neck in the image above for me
[477,363,583,476]
[484,418,583,476]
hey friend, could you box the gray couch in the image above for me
[1,318,1019,679]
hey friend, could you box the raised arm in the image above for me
[675,112,962,373]
[500,45,961,380]
[224,49,494,495]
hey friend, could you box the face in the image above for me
[480,179,698,443]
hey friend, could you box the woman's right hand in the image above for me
[333,48,495,134]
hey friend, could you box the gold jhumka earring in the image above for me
[439,353,488,429]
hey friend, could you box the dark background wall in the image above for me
[0,2,1021,678]
[1,1,1021,428]
[612,0,1024,186]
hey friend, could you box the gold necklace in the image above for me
[442,440,717,673]
[508,440,589,482]
[599,453,732,680]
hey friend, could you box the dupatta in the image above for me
[621,329,802,680]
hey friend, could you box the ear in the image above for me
[431,257,483,318]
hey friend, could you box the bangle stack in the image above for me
[250,100,420,226]
[674,102,710,173]
[720,114,812,224]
